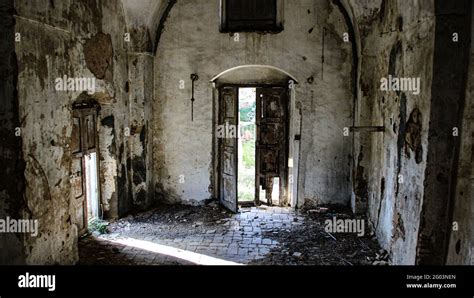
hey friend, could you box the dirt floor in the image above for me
[79,202,387,265]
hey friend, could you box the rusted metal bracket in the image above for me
[350,126,385,132]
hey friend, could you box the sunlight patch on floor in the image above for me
[109,237,244,266]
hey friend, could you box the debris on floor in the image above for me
[371,249,390,265]
[249,204,384,265]
[79,203,383,265]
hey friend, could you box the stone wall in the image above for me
[127,52,155,211]
[13,0,132,264]
[348,0,436,264]
[348,0,474,265]
[153,0,354,207]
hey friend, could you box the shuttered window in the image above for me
[220,0,281,32]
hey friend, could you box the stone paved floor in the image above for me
[79,203,381,265]
[80,205,301,265]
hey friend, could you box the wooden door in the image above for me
[72,107,99,236]
[255,87,289,206]
[218,87,238,213]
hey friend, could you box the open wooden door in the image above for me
[218,86,239,213]
[255,87,289,206]
[71,112,87,236]
[71,105,99,236]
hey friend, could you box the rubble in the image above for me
[250,205,381,265]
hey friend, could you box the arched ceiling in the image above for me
[119,0,382,53]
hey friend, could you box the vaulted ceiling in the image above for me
[118,0,382,53]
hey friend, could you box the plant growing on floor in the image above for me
[88,218,109,234]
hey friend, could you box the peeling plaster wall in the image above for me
[14,0,130,264]
[98,0,132,219]
[350,0,436,264]
[123,2,157,212]
[127,53,155,210]
[153,0,353,206]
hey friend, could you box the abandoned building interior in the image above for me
[1,0,474,266]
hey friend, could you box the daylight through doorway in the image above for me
[238,88,256,202]
[85,152,99,222]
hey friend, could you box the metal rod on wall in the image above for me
[322,27,326,80]
[190,73,199,121]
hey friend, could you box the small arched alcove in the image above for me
[210,65,300,213]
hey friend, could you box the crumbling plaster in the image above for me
[345,0,436,264]
[14,0,132,264]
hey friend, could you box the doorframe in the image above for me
[213,83,292,210]
[72,104,102,235]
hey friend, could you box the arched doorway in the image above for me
[211,65,299,212]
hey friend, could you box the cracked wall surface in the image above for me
[347,0,436,264]
[13,0,134,264]
[347,0,474,265]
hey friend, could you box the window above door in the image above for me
[220,0,283,33]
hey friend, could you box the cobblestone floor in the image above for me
[79,203,381,265]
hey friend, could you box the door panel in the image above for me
[261,123,283,144]
[259,148,279,175]
[71,117,82,154]
[219,87,238,213]
[256,87,289,206]
[85,114,96,150]
[72,107,99,236]
[71,155,87,236]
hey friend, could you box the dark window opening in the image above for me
[220,0,282,32]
